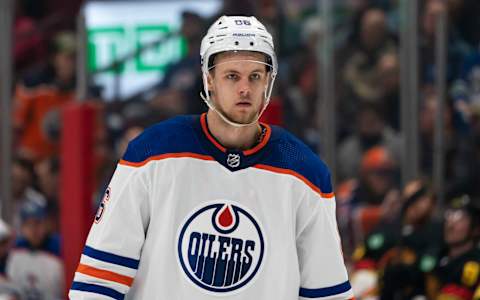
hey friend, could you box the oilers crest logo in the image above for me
[177,201,265,295]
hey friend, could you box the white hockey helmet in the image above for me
[200,15,278,127]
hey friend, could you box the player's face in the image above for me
[404,195,434,225]
[444,209,472,246]
[21,218,49,248]
[208,51,269,124]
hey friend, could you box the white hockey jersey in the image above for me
[69,114,354,300]
[7,237,64,300]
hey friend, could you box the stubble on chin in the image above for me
[215,103,259,125]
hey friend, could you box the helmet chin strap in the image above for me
[200,69,275,128]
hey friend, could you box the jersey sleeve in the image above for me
[296,170,354,300]
[69,144,150,299]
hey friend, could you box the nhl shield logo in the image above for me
[226,154,241,168]
[177,201,265,295]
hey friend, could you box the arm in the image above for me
[69,142,150,299]
[296,171,354,300]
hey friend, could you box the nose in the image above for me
[237,77,251,97]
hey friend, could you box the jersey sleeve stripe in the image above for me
[299,281,352,298]
[254,164,335,199]
[119,152,214,167]
[80,254,137,278]
[76,263,134,287]
[71,282,125,300]
[83,246,139,269]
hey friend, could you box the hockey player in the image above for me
[350,179,443,299]
[70,15,353,299]
[7,200,64,300]
[425,195,480,300]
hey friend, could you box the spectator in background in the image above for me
[419,89,451,176]
[0,219,22,300]
[11,157,46,232]
[0,285,22,300]
[14,11,45,74]
[450,40,480,135]
[12,157,36,204]
[34,158,58,204]
[337,102,401,181]
[457,106,480,199]
[337,146,400,254]
[283,15,324,146]
[447,0,480,47]
[34,158,60,232]
[377,52,401,130]
[419,89,472,199]
[338,6,397,133]
[420,0,472,85]
[351,179,442,299]
[13,31,76,162]
[425,194,480,300]
[6,200,63,300]
[150,11,206,115]
[379,180,442,300]
[115,126,144,160]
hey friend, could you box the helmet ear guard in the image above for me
[199,15,277,127]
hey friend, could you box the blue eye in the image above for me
[250,73,260,80]
[226,74,238,80]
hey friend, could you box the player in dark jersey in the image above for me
[350,179,443,299]
[426,195,480,300]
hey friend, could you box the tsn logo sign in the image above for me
[87,24,187,74]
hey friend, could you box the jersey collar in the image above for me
[199,113,271,156]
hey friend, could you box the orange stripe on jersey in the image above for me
[200,113,227,152]
[119,152,215,167]
[243,122,272,156]
[253,164,335,199]
[76,263,134,287]
[200,113,272,156]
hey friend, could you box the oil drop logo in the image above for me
[177,201,265,295]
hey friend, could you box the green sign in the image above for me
[87,24,187,74]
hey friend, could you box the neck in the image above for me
[448,240,473,259]
[206,110,261,150]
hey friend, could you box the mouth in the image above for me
[236,101,252,107]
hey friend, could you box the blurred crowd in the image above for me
[2,0,480,299]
